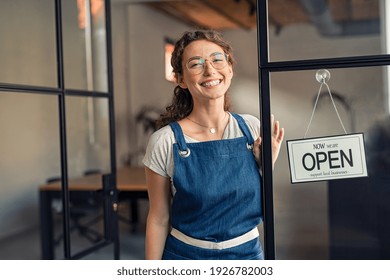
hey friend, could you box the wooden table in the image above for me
[39,166,148,259]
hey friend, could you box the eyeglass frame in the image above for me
[185,52,230,75]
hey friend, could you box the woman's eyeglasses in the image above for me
[186,52,229,75]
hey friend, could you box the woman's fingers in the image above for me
[256,114,284,168]
[253,137,262,165]
[271,114,284,143]
[271,115,284,167]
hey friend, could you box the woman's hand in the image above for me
[254,114,284,169]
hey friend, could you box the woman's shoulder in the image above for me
[237,113,260,125]
[232,113,260,139]
[233,113,260,128]
[148,125,176,147]
[143,125,175,178]
[151,124,174,137]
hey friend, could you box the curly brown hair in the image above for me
[156,30,235,129]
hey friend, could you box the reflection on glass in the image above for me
[0,92,60,259]
[267,0,383,61]
[0,0,56,87]
[270,66,390,259]
[63,0,108,92]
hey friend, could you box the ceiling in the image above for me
[147,0,257,30]
[144,0,380,34]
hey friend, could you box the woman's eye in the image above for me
[212,54,225,62]
[189,61,202,68]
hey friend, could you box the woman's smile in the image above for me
[201,79,222,88]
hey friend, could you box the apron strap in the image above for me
[230,112,255,145]
[169,113,255,155]
[169,122,189,154]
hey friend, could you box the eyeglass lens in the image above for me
[187,52,228,74]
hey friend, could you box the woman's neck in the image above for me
[190,97,227,125]
[188,108,227,128]
[182,109,230,141]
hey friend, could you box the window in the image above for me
[165,38,175,82]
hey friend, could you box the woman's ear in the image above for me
[177,74,188,89]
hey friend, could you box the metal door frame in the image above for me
[256,0,390,259]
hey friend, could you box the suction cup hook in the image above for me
[316,69,331,84]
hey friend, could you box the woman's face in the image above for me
[178,40,233,104]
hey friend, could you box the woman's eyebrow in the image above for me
[187,55,202,61]
[188,52,224,60]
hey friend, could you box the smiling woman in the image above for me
[142,29,284,260]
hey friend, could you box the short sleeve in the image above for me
[142,125,175,178]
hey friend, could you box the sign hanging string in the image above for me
[304,69,348,138]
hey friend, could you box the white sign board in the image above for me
[287,133,368,183]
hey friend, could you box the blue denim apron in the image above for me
[162,113,263,260]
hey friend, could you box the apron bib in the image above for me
[162,113,263,260]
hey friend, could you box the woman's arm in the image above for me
[145,167,171,260]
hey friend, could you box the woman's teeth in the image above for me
[202,80,220,87]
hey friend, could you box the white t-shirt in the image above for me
[142,113,260,179]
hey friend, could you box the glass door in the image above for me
[0,0,117,260]
[59,0,117,260]
[258,0,390,259]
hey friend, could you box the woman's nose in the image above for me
[203,60,215,75]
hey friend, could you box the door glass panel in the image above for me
[0,92,60,259]
[0,0,57,87]
[268,0,384,61]
[66,96,111,179]
[62,0,108,92]
[65,96,111,257]
[270,66,390,259]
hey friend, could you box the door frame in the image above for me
[256,0,390,260]
[55,0,118,260]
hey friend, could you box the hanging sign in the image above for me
[286,69,368,184]
[287,133,368,183]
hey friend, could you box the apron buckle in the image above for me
[179,148,191,158]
